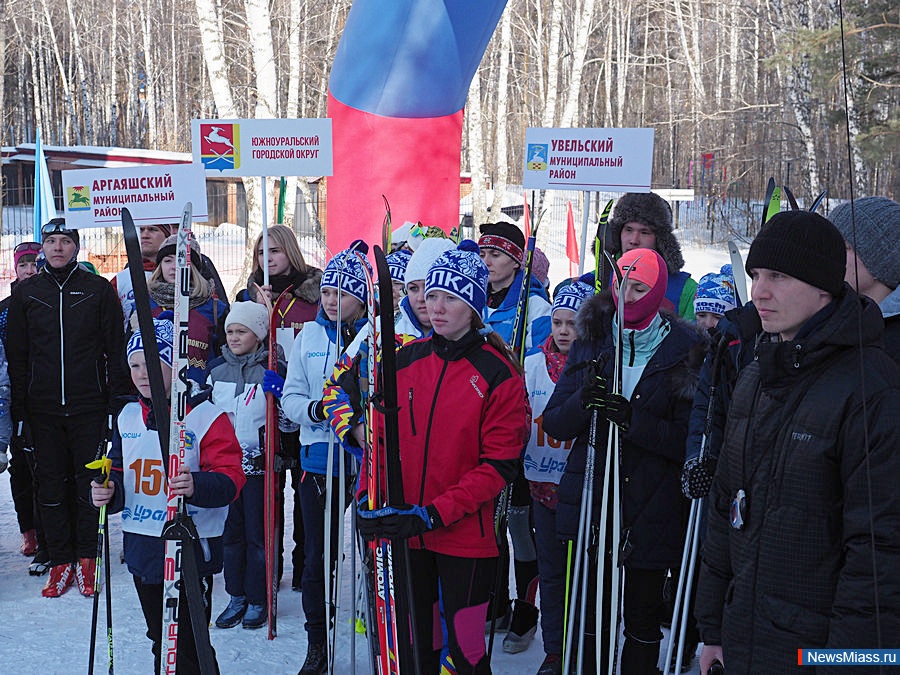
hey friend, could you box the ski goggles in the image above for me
[14,242,42,267]
[14,242,42,256]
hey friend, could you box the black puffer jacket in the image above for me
[695,288,900,674]
[6,263,131,419]
[543,292,706,568]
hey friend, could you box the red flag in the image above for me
[566,201,579,276]
[523,193,531,240]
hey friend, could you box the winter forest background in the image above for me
[0,0,897,291]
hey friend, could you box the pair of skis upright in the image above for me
[123,204,216,675]
[356,246,419,675]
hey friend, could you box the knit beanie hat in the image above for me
[41,218,80,257]
[612,248,668,330]
[156,233,203,270]
[552,274,593,316]
[745,211,845,296]
[127,317,175,367]
[828,196,900,289]
[694,264,738,316]
[532,247,550,288]
[425,240,490,315]
[321,240,371,305]
[14,242,42,267]
[385,249,413,284]
[478,222,525,265]
[608,193,685,273]
[225,301,269,341]
[404,237,455,285]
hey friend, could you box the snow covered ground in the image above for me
[0,468,701,674]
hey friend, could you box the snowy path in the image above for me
[0,472,700,675]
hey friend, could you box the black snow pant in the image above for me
[133,573,219,675]
[29,411,107,565]
[408,549,498,675]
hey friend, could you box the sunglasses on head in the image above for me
[14,242,42,256]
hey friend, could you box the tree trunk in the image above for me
[64,0,94,143]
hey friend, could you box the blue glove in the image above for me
[356,502,443,541]
[262,370,285,399]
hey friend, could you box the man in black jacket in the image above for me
[696,211,900,674]
[6,218,132,598]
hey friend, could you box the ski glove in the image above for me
[601,393,632,430]
[356,502,443,541]
[681,454,718,499]
[262,370,285,399]
[580,362,610,411]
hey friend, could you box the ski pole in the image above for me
[87,445,113,675]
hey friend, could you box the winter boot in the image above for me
[242,603,267,629]
[215,595,247,629]
[76,557,97,596]
[41,563,75,597]
[536,653,562,675]
[503,599,539,653]
[21,529,38,556]
[298,641,328,675]
[29,549,51,576]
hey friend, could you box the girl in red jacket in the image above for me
[357,240,530,675]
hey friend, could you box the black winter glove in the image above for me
[601,393,632,430]
[356,500,443,541]
[580,363,609,412]
[681,454,718,499]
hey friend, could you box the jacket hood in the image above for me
[295,267,323,304]
[756,287,886,382]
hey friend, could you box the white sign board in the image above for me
[191,118,333,177]
[61,163,208,228]
[523,127,654,192]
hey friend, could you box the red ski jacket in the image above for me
[387,330,529,558]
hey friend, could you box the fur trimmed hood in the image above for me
[245,266,322,305]
[574,291,709,397]
[608,192,685,274]
[295,267,323,304]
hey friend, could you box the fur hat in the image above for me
[127,317,175,367]
[426,240,490,314]
[225,301,269,341]
[404,237,455,285]
[829,196,900,289]
[608,193,684,274]
[745,211,845,296]
[321,240,371,305]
